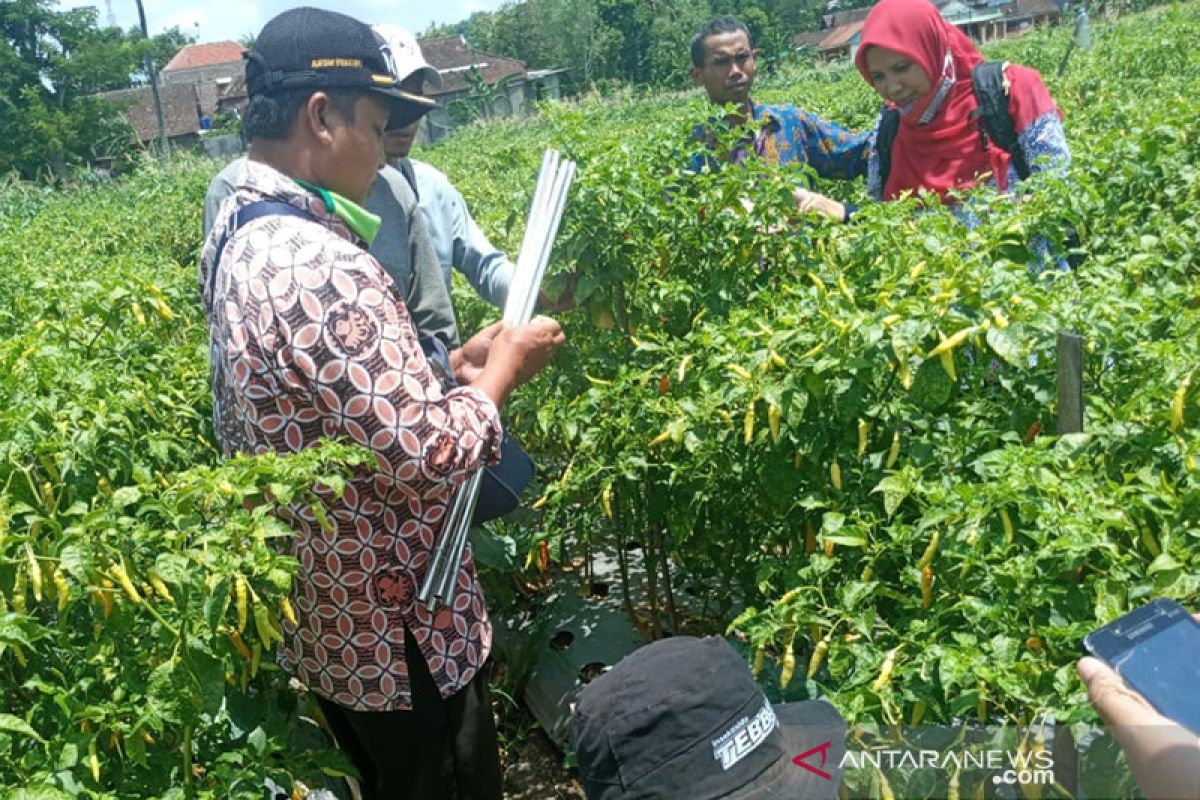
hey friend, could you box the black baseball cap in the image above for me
[573,636,847,800]
[246,7,435,130]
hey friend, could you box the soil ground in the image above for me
[500,715,585,799]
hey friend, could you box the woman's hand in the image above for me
[792,187,846,222]
[1077,624,1200,799]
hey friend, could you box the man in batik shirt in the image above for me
[199,9,564,799]
[688,16,869,222]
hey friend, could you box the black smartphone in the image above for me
[1083,597,1200,735]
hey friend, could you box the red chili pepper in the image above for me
[1025,421,1041,443]
[538,541,549,573]
[658,375,669,396]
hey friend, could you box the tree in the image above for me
[0,0,187,178]
[475,0,560,70]
[0,0,142,178]
[546,0,623,84]
[646,0,712,87]
[414,0,839,92]
[423,10,490,41]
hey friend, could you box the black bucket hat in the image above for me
[573,636,847,800]
[246,7,435,130]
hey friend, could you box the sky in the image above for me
[58,0,508,45]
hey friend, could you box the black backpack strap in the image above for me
[875,105,901,193]
[213,201,318,265]
[419,334,456,389]
[970,62,1031,181]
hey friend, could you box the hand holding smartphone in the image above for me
[1081,598,1200,800]
[1083,597,1200,736]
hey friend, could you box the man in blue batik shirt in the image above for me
[688,16,869,223]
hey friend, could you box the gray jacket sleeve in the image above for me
[407,205,460,348]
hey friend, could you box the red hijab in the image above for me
[855,0,1059,202]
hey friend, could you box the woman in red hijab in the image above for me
[853,0,1069,205]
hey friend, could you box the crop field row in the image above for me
[0,4,1196,797]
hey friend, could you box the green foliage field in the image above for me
[0,5,1197,797]
[433,7,1199,793]
[0,159,370,797]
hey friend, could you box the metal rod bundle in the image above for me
[418,149,577,610]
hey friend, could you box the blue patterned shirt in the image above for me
[690,102,870,180]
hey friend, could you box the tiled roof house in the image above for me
[162,41,246,72]
[160,41,246,116]
[818,21,866,60]
[800,0,1063,61]
[99,83,202,145]
[414,35,565,142]
[417,36,527,97]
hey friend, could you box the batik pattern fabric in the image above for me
[689,102,869,180]
[199,160,503,712]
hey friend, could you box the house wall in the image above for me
[419,90,467,145]
[166,133,202,150]
[195,81,220,117]
[502,82,526,116]
[218,95,248,115]
[201,133,245,159]
[529,74,562,103]
[418,80,536,144]
[1005,11,1060,35]
[160,63,243,89]
[821,44,851,62]
[416,75,569,144]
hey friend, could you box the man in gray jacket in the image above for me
[371,25,518,310]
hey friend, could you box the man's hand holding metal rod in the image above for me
[452,317,563,408]
[420,150,577,609]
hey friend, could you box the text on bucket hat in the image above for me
[572,636,847,800]
[245,7,435,130]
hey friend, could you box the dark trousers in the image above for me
[315,630,503,800]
